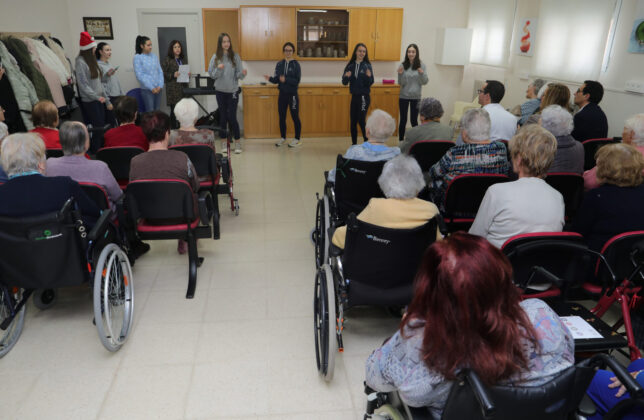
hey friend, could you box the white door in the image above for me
[137,9,206,112]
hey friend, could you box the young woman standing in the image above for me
[133,35,164,112]
[76,31,112,152]
[397,43,428,141]
[161,40,188,129]
[208,33,246,154]
[342,43,374,145]
[96,42,122,126]
[264,42,302,148]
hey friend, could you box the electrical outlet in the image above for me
[624,80,644,94]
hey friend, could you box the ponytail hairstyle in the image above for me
[80,49,101,79]
[402,43,421,71]
[348,43,370,65]
[135,35,150,54]
[215,33,236,68]
[95,42,108,61]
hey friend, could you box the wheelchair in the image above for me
[364,353,643,420]
[0,198,134,357]
[313,155,386,268]
[314,214,439,381]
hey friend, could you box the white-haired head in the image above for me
[378,155,426,199]
[366,109,396,142]
[461,108,491,142]
[1,133,46,177]
[624,114,644,147]
[540,105,573,137]
[173,98,199,128]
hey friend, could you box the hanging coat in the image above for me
[2,36,52,101]
[30,37,70,84]
[0,41,39,130]
[42,36,72,78]
[22,38,66,108]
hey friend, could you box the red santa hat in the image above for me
[79,31,97,51]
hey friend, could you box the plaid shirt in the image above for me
[428,141,509,211]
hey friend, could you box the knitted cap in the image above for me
[79,31,97,51]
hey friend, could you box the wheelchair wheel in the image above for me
[314,264,337,381]
[32,288,57,310]
[373,405,405,420]
[93,243,134,352]
[0,287,26,358]
[314,196,331,268]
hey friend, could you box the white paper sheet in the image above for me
[560,316,603,339]
[177,65,190,83]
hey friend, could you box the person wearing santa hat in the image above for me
[133,35,164,112]
[75,31,112,153]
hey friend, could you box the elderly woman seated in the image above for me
[103,96,149,150]
[573,143,644,251]
[399,97,453,154]
[584,114,644,190]
[0,133,99,222]
[540,104,584,174]
[524,83,572,126]
[29,100,61,149]
[169,98,215,148]
[331,155,440,249]
[327,109,400,183]
[469,125,564,248]
[512,78,547,126]
[365,232,573,416]
[46,121,122,209]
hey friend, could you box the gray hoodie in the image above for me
[207,52,245,93]
[75,56,110,105]
[398,61,429,100]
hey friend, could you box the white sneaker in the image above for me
[288,139,302,148]
[234,141,242,154]
[275,138,286,147]
[221,139,228,154]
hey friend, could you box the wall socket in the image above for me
[624,80,644,94]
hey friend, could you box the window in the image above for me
[468,0,517,67]
[532,0,617,82]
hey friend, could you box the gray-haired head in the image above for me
[366,109,396,141]
[461,108,491,142]
[174,98,199,128]
[1,133,45,177]
[531,79,547,95]
[625,114,644,147]
[540,105,573,137]
[418,97,444,120]
[378,155,426,199]
[59,121,89,156]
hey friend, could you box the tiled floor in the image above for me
[0,137,402,420]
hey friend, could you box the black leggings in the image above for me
[215,90,241,140]
[350,93,370,145]
[278,91,301,140]
[398,98,419,140]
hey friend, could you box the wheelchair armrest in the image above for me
[197,191,214,225]
[460,369,496,418]
[577,393,597,417]
[88,208,113,241]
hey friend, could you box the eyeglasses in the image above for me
[477,89,486,94]
[284,49,293,52]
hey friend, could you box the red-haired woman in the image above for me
[365,232,574,416]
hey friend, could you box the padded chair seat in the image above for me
[137,217,200,233]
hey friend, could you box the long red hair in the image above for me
[401,232,539,384]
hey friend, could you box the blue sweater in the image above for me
[133,53,164,91]
[342,61,374,95]
[268,59,301,95]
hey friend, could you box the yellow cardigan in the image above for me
[331,197,442,249]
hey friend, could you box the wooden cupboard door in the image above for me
[244,94,278,138]
[324,93,351,136]
[371,89,400,135]
[268,7,295,59]
[299,94,323,136]
[348,8,377,57]
[374,9,403,61]
[240,7,270,60]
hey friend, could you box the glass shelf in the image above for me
[296,8,349,59]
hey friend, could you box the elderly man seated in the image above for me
[584,114,644,190]
[399,97,453,154]
[327,109,400,182]
[540,105,584,174]
[169,98,216,148]
[512,78,547,126]
[46,121,122,208]
[331,155,441,249]
[0,133,99,223]
[428,108,509,211]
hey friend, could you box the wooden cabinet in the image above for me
[348,8,403,61]
[242,84,398,138]
[240,6,296,60]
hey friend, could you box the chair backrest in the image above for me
[597,231,644,286]
[342,214,437,306]
[125,179,196,223]
[501,232,590,291]
[45,148,64,159]
[125,88,146,113]
[96,146,146,181]
[408,140,454,172]
[441,364,595,420]
[545,173,584,221]
[582,137,619,170]
[333,155,386,221]
[444,174,510,219]
[80,182,110,210]
[169,144,218,179]
[0,199,88,289]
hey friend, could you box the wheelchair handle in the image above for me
[461,369,496,417]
